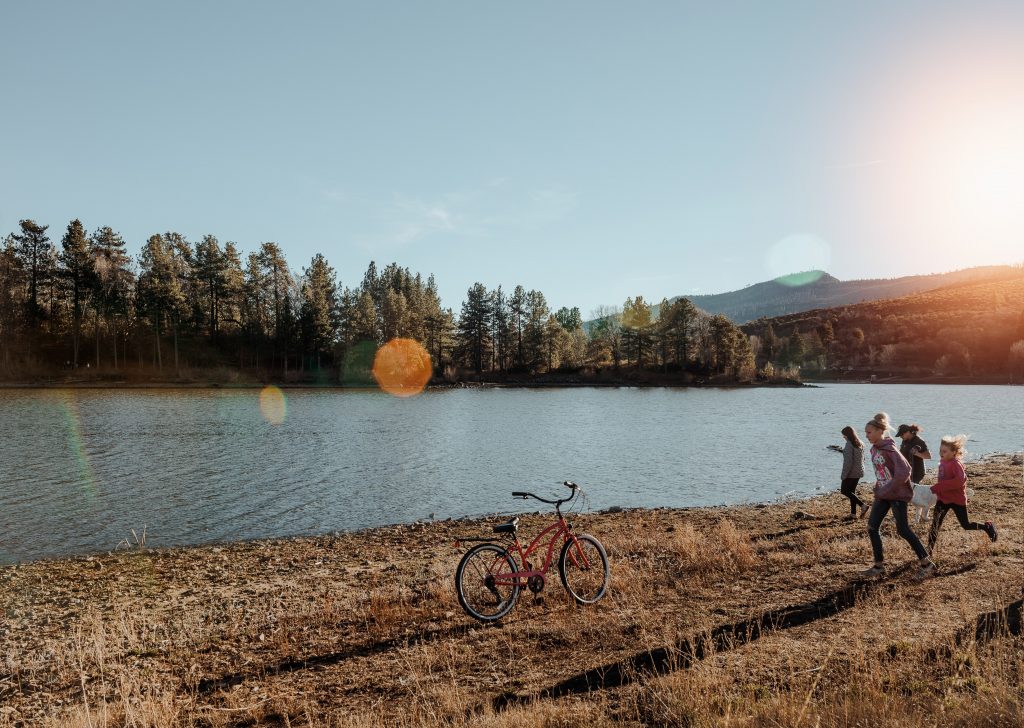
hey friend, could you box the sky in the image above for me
[2,1,1023,316]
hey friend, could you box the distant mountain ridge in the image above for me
[682,265,1024,323]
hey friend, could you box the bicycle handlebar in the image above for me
[510,481,582,510]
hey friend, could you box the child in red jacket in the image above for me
[926,434,997,554]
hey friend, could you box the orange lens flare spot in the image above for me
[258,385,287,425]
[372,338,432,398]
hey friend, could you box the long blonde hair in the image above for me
[866,412,890,434]
[941,434,968,459]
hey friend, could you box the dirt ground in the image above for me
[1,455,1021,727]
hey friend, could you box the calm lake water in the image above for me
[1,385,1021,564]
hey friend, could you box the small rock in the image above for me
[792,510,819,520]
[605,506,624,514]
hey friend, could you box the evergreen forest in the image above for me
[0,218,757,385]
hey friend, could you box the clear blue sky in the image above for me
[3,1,1023,315]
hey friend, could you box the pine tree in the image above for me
[163,233,194,371]
[763,322,777,362]
[11,219,52,334]
[194,235,227,339]
[138,234,185,371]
[544,315,570,371]
[788,330,806,365]
[299,253,339,369]
[524,290,549,370]
[350,290,379,343]
[555,306,582,332]
[509,285,527,368]
[219,242,245,337]
[59,219,94,367]
[622,296,653,367]
[91,226,133,368]
[492,286,511,371]
[457,283,493,373]
[254,242,293,371]
[0,237,24,369]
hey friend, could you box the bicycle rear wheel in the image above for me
[455,543,520,622]
[558,534,609,605]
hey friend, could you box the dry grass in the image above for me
[1,455,1021,726]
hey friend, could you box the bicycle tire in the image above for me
[455,543,521,622]
[558,534,609,605]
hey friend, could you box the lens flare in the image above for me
[372,338,433,398]
[765,234,831,286]
[258,385,287,425]
[54,390,98,500]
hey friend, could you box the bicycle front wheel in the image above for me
[558,534,609,605]
[455,543,521,622]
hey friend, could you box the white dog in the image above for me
[910,484,974,523]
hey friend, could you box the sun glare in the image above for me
[373,338,432,398]
[258,385,287,425]
[950,114,1024,230]
[857,41,1024,262]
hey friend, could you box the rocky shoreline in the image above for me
[1,455,1021,726]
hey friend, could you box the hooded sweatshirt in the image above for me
[930,457,968,506]
[871,437,913,502]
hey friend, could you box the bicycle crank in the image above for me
[527,574,545,594]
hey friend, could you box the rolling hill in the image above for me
[741,273,1024,379]
[685,265,1024,323]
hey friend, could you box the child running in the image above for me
[862,412,936,580]
[926,434,997,554]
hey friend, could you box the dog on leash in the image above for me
[910,484,975,522]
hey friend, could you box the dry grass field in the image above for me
[2,455,1021,727]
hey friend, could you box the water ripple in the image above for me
[2,385,1022,563]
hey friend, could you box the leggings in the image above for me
[840,477,864,515]
[927,501,984,553]
[867,499,929,562]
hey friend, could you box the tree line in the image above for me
[0,217,757,383]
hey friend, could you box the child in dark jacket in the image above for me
[926,434,997,554]
[862,412,936,580]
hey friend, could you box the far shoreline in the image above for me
[0,377,810,390]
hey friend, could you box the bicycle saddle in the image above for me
[492,517,519,534]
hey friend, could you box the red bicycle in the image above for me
[454,481,609,622]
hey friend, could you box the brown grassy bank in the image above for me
[1,456,1022,727]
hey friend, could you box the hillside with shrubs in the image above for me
[687,265,1024,323]
[741,272,1024,382]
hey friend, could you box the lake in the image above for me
[1,384,1021,564]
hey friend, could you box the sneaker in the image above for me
[985,521,998,542]
[859,503,869,519]
[913,561,937,581]
[861,564,885,577]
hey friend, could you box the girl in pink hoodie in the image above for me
[926,434,997,554]
[862,412,936,579]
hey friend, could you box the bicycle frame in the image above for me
[491,517,589,587]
